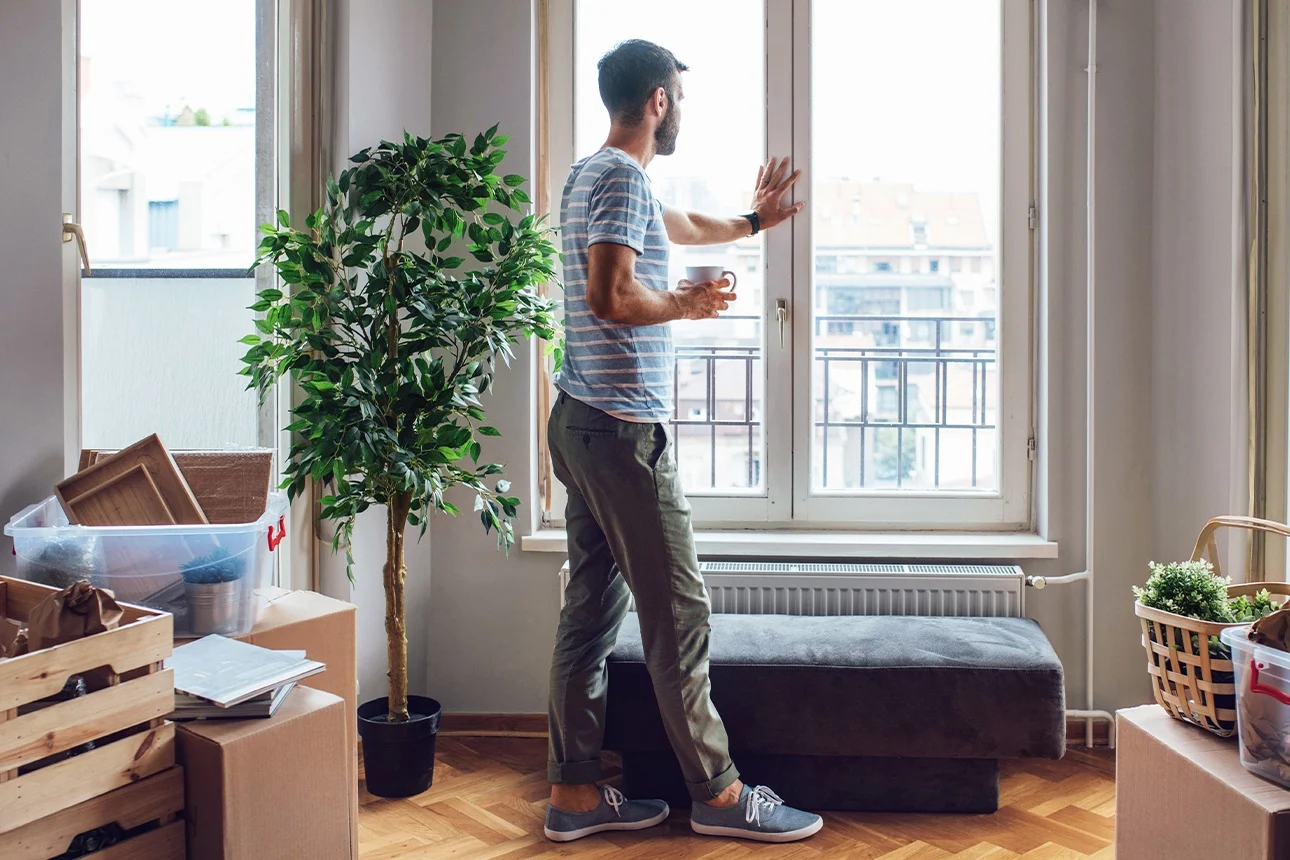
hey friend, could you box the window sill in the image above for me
[520,529,1059,560]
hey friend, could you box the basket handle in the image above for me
[1190,516,1290,580]
[1251,660,1290,706]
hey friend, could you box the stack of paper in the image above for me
[168,635,324,720]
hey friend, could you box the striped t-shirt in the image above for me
[556,147,673,423]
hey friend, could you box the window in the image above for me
[549,0,1032,529]
[79,0,273,452]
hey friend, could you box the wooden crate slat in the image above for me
[0,669,174,772]
[85,819,186,860]
[0,767,183,860]
[0,723,175,835]
[0,615,171,713]
[2,576,160,626]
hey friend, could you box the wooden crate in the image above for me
[0,577,176,842]
[2,767,185,860]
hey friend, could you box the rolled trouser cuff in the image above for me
[548,758,604,785]
[686,760,740,801]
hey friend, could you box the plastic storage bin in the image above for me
[1221,624,1290,788]
[5,492,287,637]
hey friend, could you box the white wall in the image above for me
[1025,0,1161,719]
[0,1,76,576]
[319,0,436,706]
[1151,0,1247,564]
[426,0,560,712]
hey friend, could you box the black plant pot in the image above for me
[357,695,442,798]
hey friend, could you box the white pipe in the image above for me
[1026,570,1088,588]
[1082,0,1100,750]
[1020,0,1116,753]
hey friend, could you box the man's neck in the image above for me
[602,125,656,168]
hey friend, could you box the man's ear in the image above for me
[649,86,668,118]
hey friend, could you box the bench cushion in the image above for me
[604,613,1066,760]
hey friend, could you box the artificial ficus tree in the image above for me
[241,127,559,722]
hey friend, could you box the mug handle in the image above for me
[721,269,738,291]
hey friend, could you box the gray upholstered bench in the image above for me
[603,613,1065,813]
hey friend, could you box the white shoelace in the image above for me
[603,785,627,818]
[745,785,784,826]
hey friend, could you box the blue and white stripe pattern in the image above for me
[556,147,673,423]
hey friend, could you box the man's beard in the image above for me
[654,99,680,156]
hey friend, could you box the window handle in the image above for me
[62,213,91,275]
[775,299,788,350]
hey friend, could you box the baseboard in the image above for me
[437,713,549,738]
[434,713,1106,747]
[1066,716,1112,747]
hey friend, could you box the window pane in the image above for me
[79,1,260,450]
[81,277,260,449]
[811,0,1000,493]
[81,0,257,268]
[574,0,765,494]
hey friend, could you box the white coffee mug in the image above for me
[685,265,738,290]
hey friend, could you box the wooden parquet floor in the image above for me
[358,739,1117,859]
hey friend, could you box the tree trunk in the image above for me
[384,491,413,722]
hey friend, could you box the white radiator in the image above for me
[558,561,1025,618]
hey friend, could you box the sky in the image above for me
[575,0,1002,228]
[80,0,257,122]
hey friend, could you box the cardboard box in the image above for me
[176,686,350,860]
[1118,705,1290,859]
[234,588,359,858]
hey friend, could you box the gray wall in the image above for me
[0,1,76,576]
[335,0,1252,718]
[319,0,437,705]
[426,0,561,712]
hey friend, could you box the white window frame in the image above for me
[543,0,1034,532]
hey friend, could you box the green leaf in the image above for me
[238,334,262,346]
[478,426,501,437]
[277,210,290,227]
[503,174,526,187]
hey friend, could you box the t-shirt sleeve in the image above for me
[585,164,652,255]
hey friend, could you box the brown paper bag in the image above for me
[1251,608,1290,653]
[25,582,123,652]
[0,617,27,658]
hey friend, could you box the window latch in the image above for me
[62,213,91,275]
[775,299,788,350]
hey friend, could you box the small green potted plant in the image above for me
[181,546,247,636]
[1134,559,1284,735]
[241,127,558,798]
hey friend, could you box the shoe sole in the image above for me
[544,806,670,842]
[690,816,824,843]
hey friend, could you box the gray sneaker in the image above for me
[544,785,669,842]
[690,784,823,843]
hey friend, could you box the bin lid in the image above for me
[1220,623,1290,671]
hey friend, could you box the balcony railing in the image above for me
[670,313,997,493]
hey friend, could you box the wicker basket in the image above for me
[1137,516,1290,736]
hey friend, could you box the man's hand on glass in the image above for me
[751,156,805,232]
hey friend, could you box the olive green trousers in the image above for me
[546,390,739,801]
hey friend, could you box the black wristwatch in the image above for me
[743,212,760,236]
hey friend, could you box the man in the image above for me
[544,39,820,844]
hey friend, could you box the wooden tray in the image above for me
[63,464,177,527]
[0,577,176,837]
[59,435,206,526]
[83,447,272,525]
